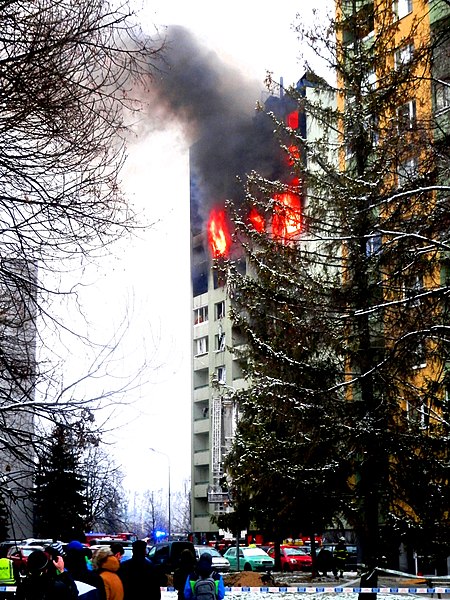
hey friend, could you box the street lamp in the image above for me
[149,448,171,541]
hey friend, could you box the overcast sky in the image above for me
[68,0,334,503]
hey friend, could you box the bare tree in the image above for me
[0,0,165,533]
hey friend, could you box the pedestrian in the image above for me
[184,552,225,600]
[173,549,196,600]
[334,537,348,578]
[0,546,17,600]
[110,544,125,564]
[118,540,167,600]
[65,540,106,600]
[15,548,78,600]
[315,547,337,578]
[91,547,123,600]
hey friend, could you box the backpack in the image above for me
[193,576,217,600]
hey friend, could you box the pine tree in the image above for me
[34,424,87,541]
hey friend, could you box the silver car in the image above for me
[194,545,231,572]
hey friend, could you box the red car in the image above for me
[267,545,313,572]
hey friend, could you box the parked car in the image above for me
[223,546,274,572]
[267,545,312,572]
[194,545,230,572]
[147,540,195,573]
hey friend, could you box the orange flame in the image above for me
[272,188,302,242]
[248,207,265,232]
[208,208,230,257]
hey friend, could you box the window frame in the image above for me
[195,336,208,356]
[397,99,417,132]
[393,0,413,20]
[194,305,208,325]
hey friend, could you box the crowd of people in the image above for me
[0,541,223,600]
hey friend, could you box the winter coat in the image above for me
[334,542,348,567]
[173,550,196,600]
[98,556,124,600]
[64,548,106,600]
[184,570,225,600]
[15,571,78,600]
[118,557,167,600]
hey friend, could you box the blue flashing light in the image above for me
[155,530,167,539]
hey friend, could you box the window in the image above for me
[366,234,382,256]
[435,80,450,112]
[362,69,377,95]
[397,156,418,187]
[397,100,416,131]
[215,301,225,320]
[194,306,208,325]
[394,43,414,69]
[195,336,208,356]
[404,273,423,306]
[216,366,226,384]
[215,330,225,352]
[406,398,429,427]
[393,0,412,19]
[412,341,426,369]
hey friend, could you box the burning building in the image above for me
[189,73,333,541]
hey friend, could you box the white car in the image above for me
[194,546,231,572]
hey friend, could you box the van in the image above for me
[147,540,195,573]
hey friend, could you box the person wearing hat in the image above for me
[184,552,225,600]
[15,548,78,600]
[334,537,348,578]
[65,541,106,600]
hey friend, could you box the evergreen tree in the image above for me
[34,423,87,541]
[216,0,450,585]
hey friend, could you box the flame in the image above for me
[272,187,302,242]
[208,208,230,257]
[248,207,265,232]
[287,144,300,166]
[287,111,299,129]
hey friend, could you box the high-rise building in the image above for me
[0,259,37,539]
[189,74,336,541]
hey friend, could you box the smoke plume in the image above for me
[145,25,289,230]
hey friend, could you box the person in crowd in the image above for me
[91,547,123,600]
[315,547,337,578]
[173,549,196,600]
[0,546,17,599]
[118,540,167,600]
[184,552,225,600]
[110,544,124,564]
[65,540,106,600]
[334,537,348,578]
[15,548,78,600]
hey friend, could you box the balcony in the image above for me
[194,418,210,434]
[194,449,210,466]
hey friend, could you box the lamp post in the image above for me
[149,447,171,540]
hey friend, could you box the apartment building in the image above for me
[0,260,37,539]
[189,74,338,541]
[335,0,450,572]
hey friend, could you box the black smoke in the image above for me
[147,25,295,232]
